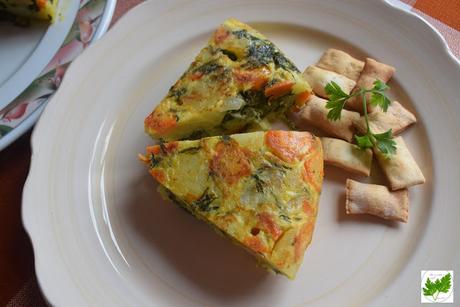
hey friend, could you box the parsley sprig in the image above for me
[324,80,397,156]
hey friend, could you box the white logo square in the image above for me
[421,270,454,303]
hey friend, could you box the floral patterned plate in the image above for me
[0,0,116,150]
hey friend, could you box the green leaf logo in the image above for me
[423,272,452,301]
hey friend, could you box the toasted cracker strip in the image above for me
[292,95,360,142]
[303,66,356,98]
[375,136,425,190]
[321,137,372,176]
[353,101,417,135]
[316,49,365,81]
[345,179,408,222]
[347,58,395,113]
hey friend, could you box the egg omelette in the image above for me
[140,130,323,279]
[144,18,312,141]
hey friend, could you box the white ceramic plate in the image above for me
[23,0,460,306]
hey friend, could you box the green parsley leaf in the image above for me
[354,134,373,149]
[324,81,353,121]
[437,273,452,293]
[326,99,347,121]
[423,273,452,301]
[323,79,397,156]
[370,80,391,112]
[325,81,348,100]
[370,92,391,112]
[374,129,397,156]
[423,278,438,297]
[372,79,390,92]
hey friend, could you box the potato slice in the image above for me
[321,137,372,176]
[353,101,417,135]
[347,58,395,113]
[316,49,365,81]
[292,95,360,142]
[346,179,409,222]
[303,66,356,98]
[374,136,425,190]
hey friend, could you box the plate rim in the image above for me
[22,0,460,305]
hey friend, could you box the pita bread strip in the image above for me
[321,137,372,176]
[293,95,360,142]
[347,58,395,113]
[316,48,365,81]
[353,101,417,135]
[346,179,409,222]
[303,65,356,98]
[374,136,425,190]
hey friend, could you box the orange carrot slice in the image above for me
[264,81,294,98]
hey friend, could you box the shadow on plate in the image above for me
[122,172,276,300]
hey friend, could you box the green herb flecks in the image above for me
[220,90,269,130]
[161,187,195,216]
[324,80,396,157]
[231,29,300,72]
[178,146,201,154]
[273,53,299,73]
[247,39,274,67]
[181,129,208,140]
[220,135,232,143]
[194,61,222,75]
[232,29,251,40]
[221,49,238,61]
[267,160,291,172]
[252,174,266,193]
[159,142,167,154]
[168,87,186,100]
[279,214,291,223]
[192,188,219,212]
[150,154,162,168]
[237,90,268,118]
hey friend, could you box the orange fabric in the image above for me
[414,0,460,31]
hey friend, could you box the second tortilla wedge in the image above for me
[141,130,323,279]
